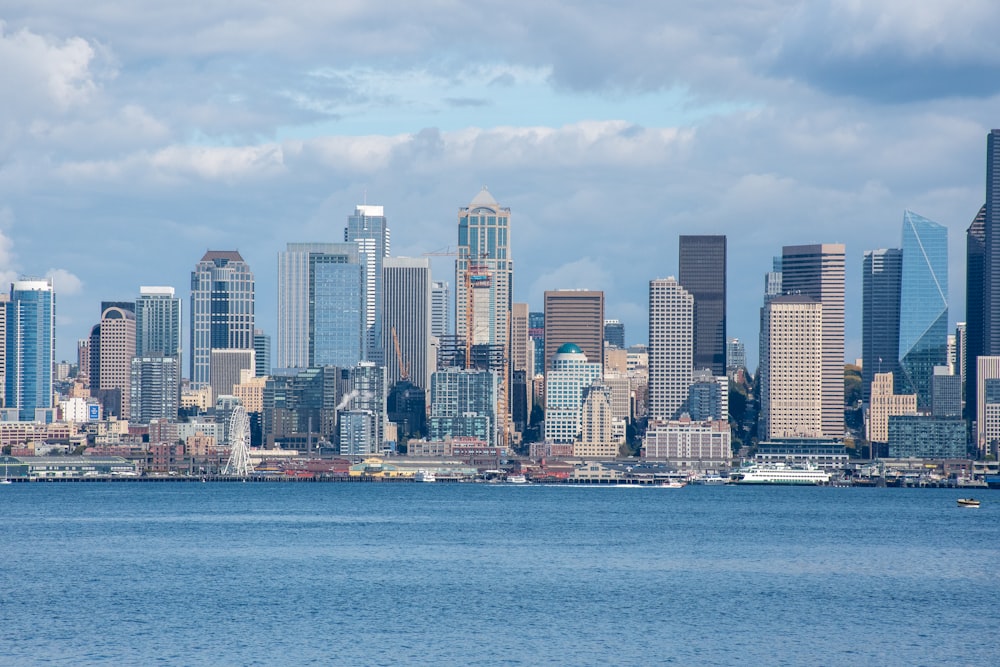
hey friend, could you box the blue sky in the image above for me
[1,1,999,367]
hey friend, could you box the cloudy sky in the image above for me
[2,1,998,367]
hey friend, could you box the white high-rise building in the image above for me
[759,295,823,440]
[431,281,450,339]
[976,356,1000,455]
[648,277,693,422]
[544,343,602,444]
[345,205,390,364]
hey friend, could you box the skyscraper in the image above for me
[277,243,363,369]
[862,248,902,402]
[966,205,986,421]
[648,277,693,422]
[345,204,390,363]
[431,281,450,339]
[678,235,726,375]
[190,251,255,385]
[544,290,604,373]
[382,257,432,390]
[759,295,823,440]
[781,244,846,438]
[544,343,602,443]
[135,286,181,358]
[130,354,180,423]
[455,187,512,353]
[985,130,1000,356]
[898,211,948,409]
[603,319,625,349]
[4,279,55,421]
[98,304,136,419]
[253,330,271,377]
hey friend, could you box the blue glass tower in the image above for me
[5,279,55,421]
[345,205,390,364]
[862,248,902,402]
[899,210,948,409]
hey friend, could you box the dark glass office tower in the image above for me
[862,248,902,402]
[966,205,986,420]
[678,235,726,375]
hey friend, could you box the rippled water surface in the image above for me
[2,483,997,665]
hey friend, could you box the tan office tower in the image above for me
[99,305,136,419]
[382,257,432,391]
[781,244,846,438]
[510,304,531,374]
[543,290,605,373]
[455,188,512,352]
[759,295,823,440]
[648,278,693,422]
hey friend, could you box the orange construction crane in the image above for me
[391,326,410,381]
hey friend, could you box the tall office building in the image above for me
[135,286,181,358]
[455,187,512,353]
[604,319,625,349]
[678,235,726,375]
[781,244,846,438]
[4,279,55,421]
[966,205,986,421]
[253,330,271,377]
[510,303,532,375]
[345,205,390,363]
[985,130,1000,357]
[862,248,902,402]
[726,337,745,373]
[277,243,363,369]
[431,281,450,339]
[427,367,499,446]
[98,304,136,419]
[190,251,255,385]
[898,211,948,409]
[383,257,432,390]
[977,356,1000,455]
[543,290,604,374]
[544,343,602,444]
[759,295,823,440]
[130,354,180,423]
[529,311,545,376]
[648,278,693,422]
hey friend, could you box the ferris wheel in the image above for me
[223,404,254,477]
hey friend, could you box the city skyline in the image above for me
[0,4,992,369]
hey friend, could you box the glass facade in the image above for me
[678,235,727,375]
[898,211,948,409]
[190,252,255,385]
[311,257,363,368]
[5,280,55,421]
[345,205,390,364]
[862,248,902,402]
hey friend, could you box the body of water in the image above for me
[2,483,996,665]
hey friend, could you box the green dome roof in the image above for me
[555,342,583,354]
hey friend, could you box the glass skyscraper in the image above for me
[5,279,55,421]
[190,251,255,385]
[277,243,364,369]
[899,210,948,409]
[456,188,512,351]
[135,286,181,358]
[966,205,986,419]
[678,235,727,375]
[862,248,902,402]
[345,205,390,364]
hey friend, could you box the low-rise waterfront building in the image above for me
[888,415,967,459]
[754,438,849,471]
[642,417,731,470]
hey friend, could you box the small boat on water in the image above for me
[506,474,528,484]
[415,470,436,483]
[957,498,981,507]
[656,480,687,488]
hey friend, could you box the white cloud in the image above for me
[46,268,83,296]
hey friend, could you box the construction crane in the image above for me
[391,326,410,382]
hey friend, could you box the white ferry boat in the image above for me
[414,470,436,483]
[506,474,528,484]
[730,463,830,486]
